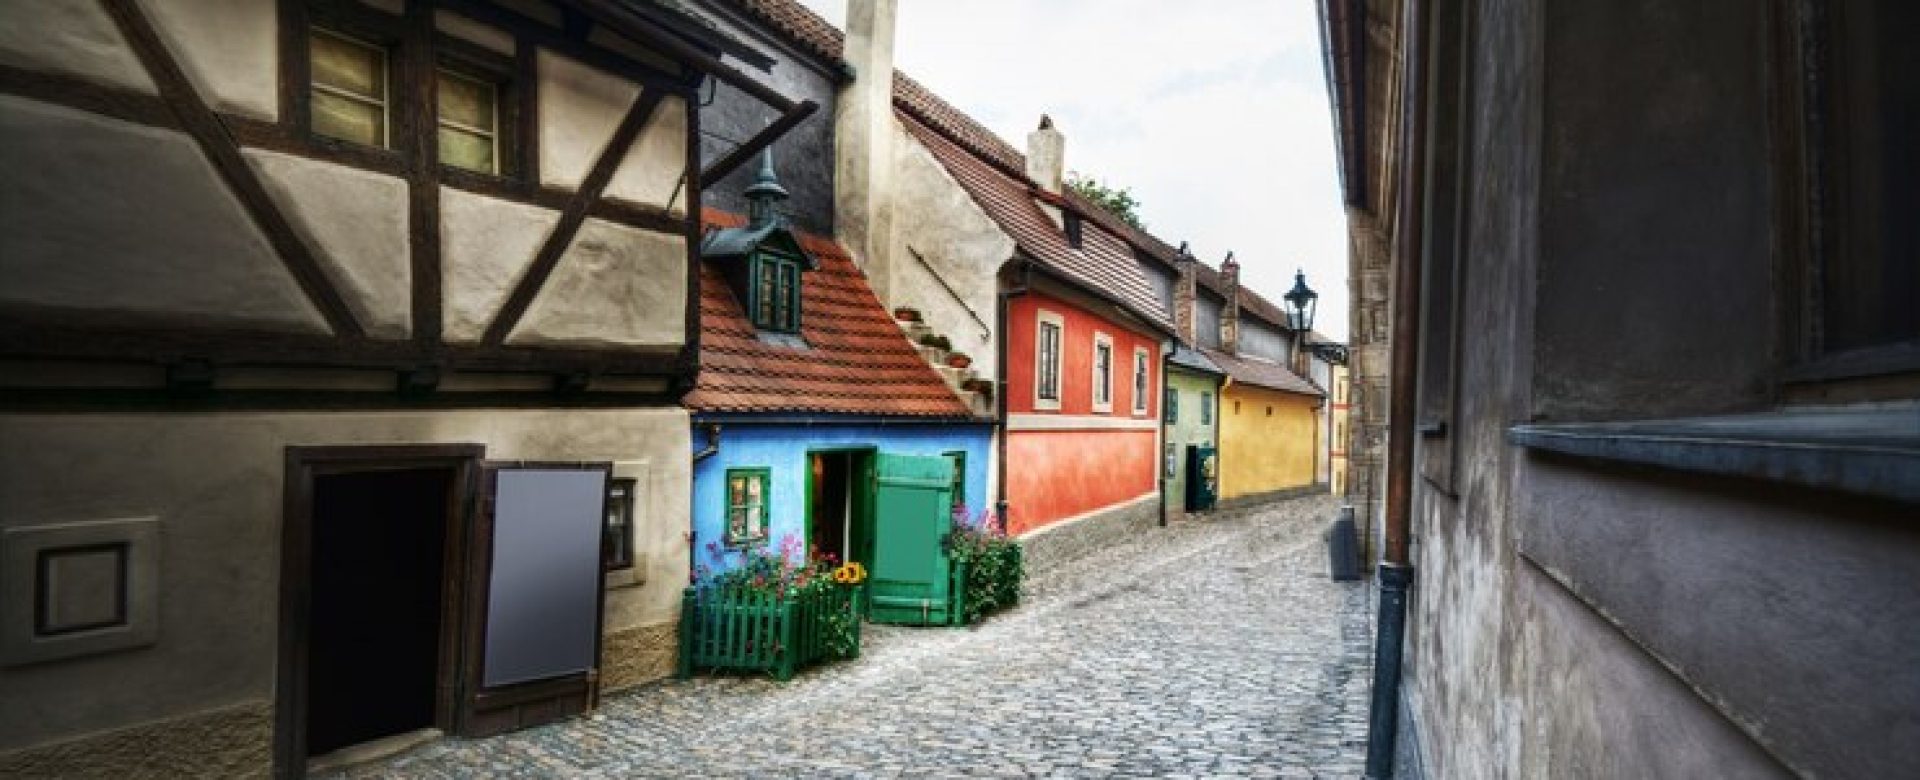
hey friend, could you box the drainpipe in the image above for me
[1157,344,1172,527]
[1365,0,1428,776]
[994,260,1031,534]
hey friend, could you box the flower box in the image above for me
[676,583,862,681]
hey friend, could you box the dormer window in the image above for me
[1065,212,1084,248]
[751,250,803,333]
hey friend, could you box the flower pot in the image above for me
[946,354,972,369]
[893,307,922,323]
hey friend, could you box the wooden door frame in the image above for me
[276,444,484,779]
[802,445,876,560]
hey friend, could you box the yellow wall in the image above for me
[1219,382,1321,499]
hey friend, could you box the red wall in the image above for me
[1006,292,1160,417]
[1003,291,1161,535]
[1005,429,1157,536]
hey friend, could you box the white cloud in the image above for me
[798,0,1349,340]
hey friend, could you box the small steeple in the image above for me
[744,148,788,228]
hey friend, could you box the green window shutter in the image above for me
[868,453,955,625]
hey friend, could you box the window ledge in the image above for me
[1508,402,1920,504]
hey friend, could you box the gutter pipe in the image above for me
[1365,0,1428,776]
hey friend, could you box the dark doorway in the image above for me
[306,467,453,757]
[809,452,853,561]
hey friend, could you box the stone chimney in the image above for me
[1173,241,1198,345]
[1026,115,1065,195]
[834,0,898,296]
[1219,251,1241,353]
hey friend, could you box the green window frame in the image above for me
[943,450,967,515]
[750,252,803,333]
[1165,386,1179,423]
[724,467,770,547]
[1201,391,1213,425]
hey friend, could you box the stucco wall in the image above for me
[1217,383,1317,499]
[1194,290,1224,349]
[1004,429,1156,537]
[1006,291,1160,418]
[886,117,1015,379]
[1163,367,1220,517]
[0,408,690,758]
[1238,317,1292,364]
[689,422,994,573]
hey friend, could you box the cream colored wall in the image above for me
[441,187,562,342]
[0,1,155,96]
[886,117,1014,381]
[0,407,691,753]
[245,148,412,339]
[540,50,688,213]
[508,218,687,349]
[607,96,689,214]
[138,0,278,121]
[0,95,329,333]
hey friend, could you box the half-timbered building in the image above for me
[0,0,812,775]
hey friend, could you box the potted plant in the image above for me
[918,333,952,351]
[946,352,972,369]
[893,306,922,323]
[961,377,994,394]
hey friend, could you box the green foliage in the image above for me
[918,333,952,351]
[695,536,864,662]
[949,509,1024,624]
[1066,171,1147,231]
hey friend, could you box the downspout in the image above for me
[994,259,1031,534]
[1157,345,1172,527]
[689,422,722,583]
[1365,0,1428,776]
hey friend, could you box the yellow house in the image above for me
[1203,349,1326,502]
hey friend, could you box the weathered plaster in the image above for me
[1217,383,1317,499]
[508,219,686,349]
[537,49,639,192]
[606,96,688,215]
[1015,494,1157,577]
[1162,367,1220,517]
[245,148,411,339]
[599,622,676,693]
[439,187,559,343]
[0,699,273,779]
[886,116,1014,379]
[0,96,327,333]
[137,0,278,121]
[833,0,896,273]
[0,0,157,96]
[0,407,689,754]
[434,10,514,56]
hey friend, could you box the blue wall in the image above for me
[690,420,993,574]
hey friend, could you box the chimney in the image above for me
[1173,241,1198,344]
[834,0,899,297]
[1219,251,1241,353]
[1026,114,1065,195]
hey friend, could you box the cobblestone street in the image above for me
[336,494,1373,779]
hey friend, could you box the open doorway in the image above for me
[279,446,478,775]
[807,448,873,568]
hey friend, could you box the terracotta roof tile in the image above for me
[1200,347,1325,397]
[686,209,974,418]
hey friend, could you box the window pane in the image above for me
[439,126,495,173]
[311,90,383,146]
[438,70,495,131]
[757,263,776,326]
[311,31,384,99]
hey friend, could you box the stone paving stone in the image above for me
[327,494,1372,779]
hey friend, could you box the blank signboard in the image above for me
[483,468,606,688]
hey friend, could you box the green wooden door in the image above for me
[866,452,954,625]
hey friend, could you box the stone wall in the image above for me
[1016,495,1157,578]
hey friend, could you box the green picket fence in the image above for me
[676,584,862,681]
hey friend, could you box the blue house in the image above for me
[684,156,992,624]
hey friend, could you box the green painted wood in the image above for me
[867,452,955,625]
[677,584,860,679]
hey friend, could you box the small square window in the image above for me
[1036,312,1064,408]
[751,254,802,333]
[725,468,770,546]
[1165,387,1179,423]
[1132,348,1150,415]
[309,28,390,148]
[1092,333,1114,413]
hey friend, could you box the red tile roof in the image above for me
[685,209,975,418]
[898,112,1173,334]
[1200,347,1325,397]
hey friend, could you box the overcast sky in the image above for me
[795,0,1349,340]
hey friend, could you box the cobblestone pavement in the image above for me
[334,494,1374,779]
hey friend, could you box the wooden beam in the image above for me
[101,0,364,338]
[482,89,667,345]
[567,0,799,111]
[698,99,819,186]
[404,0,442,344]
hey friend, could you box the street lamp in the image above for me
[1283,268,1318,333]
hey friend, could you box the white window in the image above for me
[1035,310,1064,410]
[437,67,500,174]
[1092,332,1114,413]
[310,28,390,149]
[1132,346,1151,415]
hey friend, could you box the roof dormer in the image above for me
[701,150,817,334]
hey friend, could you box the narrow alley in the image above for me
[330,495,1371,779]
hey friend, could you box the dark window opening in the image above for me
[602,477,636,572]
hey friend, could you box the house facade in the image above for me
[1321,0,1919,777]
[685,156,990,626]
[0,0,813,775]
[1162,345,1225,519]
